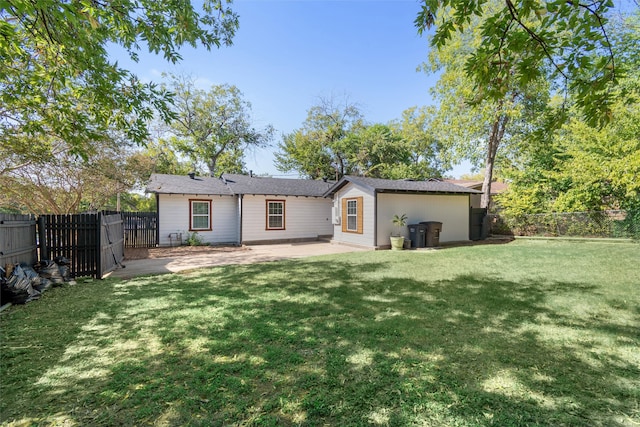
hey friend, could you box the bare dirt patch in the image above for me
[124,245,248,260]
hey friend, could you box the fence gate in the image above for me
[39,212,124,279]
[470,208,488,241]
[100,214,125,276]
[0,213,38,267]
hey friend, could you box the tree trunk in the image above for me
[481,108,509,209]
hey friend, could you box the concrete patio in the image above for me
[105,241,368,279]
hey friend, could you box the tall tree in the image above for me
[275,99,447,180]
[498,12,640,215]
[346,124,410,179]
[1,1,239,157]
[425,3,550,208]
[415,0,629,126]
[274,97,366,179]
[162,75,274,177]
[0,133,151,214]
[391,106,446,179]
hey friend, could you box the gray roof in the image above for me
[222,174,333,197]
[146,174,233,195]
[324,175,482,197]
[146,173,333,197]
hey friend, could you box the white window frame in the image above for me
[190,199,212,231]
[266,200,285,230]
[346,199,358,232]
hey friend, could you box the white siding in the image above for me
[241,195,333,243]
[377,193,470,245]
[331,186,376,247]
[158,194,238,246]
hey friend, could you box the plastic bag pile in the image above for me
[1,257,72,305]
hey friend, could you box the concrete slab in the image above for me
[105,242,368,279]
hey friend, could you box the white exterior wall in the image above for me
[377,193,470,245]
[158,194,239,246]
[331,186,376,247]
[241,195,333,243]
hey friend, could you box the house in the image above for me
[324,176,482,249]
[146,173,333,246]
[146,173,482,249]
[444,179,508,209]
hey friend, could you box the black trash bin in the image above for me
[408,224,427,248]
[421,221,443,247]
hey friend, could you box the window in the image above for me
[347,199,358,231]
[190,199,211,231]
[266,200,285,230]
[342,197,363,234]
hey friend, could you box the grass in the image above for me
[1,240,639,426]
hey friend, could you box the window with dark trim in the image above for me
[266,200,285,230]
[190,199,212,231]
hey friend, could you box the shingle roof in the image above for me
[146,174,233,195]
[146,173,333,197]
[222,174,333,197]
[324,175,482,197]
[444,179,509,194]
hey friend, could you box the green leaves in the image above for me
[274,100,446,180]
[417,0,626,127]
[1,1,239,156]
[161,74,274,177]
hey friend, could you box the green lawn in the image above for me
[1,240,639,426]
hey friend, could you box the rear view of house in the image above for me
[146,173,333,246]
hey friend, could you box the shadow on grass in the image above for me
[1,257,638,426]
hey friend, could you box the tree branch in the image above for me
[504,0,569,80]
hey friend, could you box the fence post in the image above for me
[96,212,102,279]
[38,216,48,261]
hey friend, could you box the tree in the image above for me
[415,0,631,126]
[424,3,550,208]
[0,133,152,214]
[134,139,192,177]
[275,99,447,180]
[499,95,640,215]
[1,1,239,157]
[274,97,366,179]
[391,106,446,179]
[162,75,273,177]
[498,11,640,215]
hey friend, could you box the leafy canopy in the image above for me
[416,0,628,126]
[0,0,239,157]
[275,99,446,180]
[161,74,274,177]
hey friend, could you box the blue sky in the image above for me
[112,0,473,177]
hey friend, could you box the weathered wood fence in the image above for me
[1,211,157,278]
[122,212,157,248]
[0,214,38,268]
[39,213,124,279]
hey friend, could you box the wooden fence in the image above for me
[39,213,124,279]
[122,211,157,248]
[0,213,38,268]
[2,211,157,279]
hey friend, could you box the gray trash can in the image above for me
[408,224,427,248]
[421,221,442,247]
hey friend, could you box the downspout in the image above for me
[238,194,243,245]
[155,193,160,247]
[373,190,378,247]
